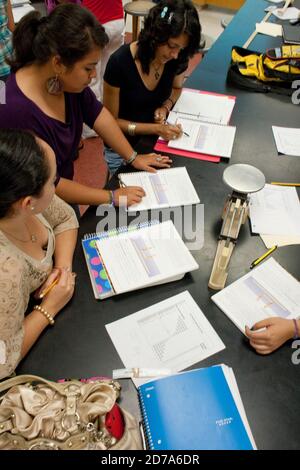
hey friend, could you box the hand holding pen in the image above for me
[38,268,77,320]
[37,267,76,298]
[158,121,182,141]
[36,267,61,299]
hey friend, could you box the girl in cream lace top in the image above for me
[0,130,78,379]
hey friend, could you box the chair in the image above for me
[124,1,155,41]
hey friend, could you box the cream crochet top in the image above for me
[0,195,78,379]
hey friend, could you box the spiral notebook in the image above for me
[138,365,256,450]
[118,167,200,212]
[82,220,198,299]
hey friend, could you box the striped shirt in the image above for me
[0,0,12,78]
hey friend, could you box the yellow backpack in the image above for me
[227,45,300,95]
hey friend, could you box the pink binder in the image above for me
[154,89,236,163]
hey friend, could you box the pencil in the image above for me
[271,182,300,187]
[250,245,278,270]
[39,278,59,298]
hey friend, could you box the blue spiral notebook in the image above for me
[138,365,256,450]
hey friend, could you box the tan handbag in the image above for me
[0,375,142,450]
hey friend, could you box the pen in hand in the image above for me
[168,118,190,137]
[249,245,278,270]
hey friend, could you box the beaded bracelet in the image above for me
[33,305,55,326]
[111,190,116,207]
[106,190,116,206]
[293,319,299,339]
[107,190,113,205]
[162,104,171,114]
[165,97,174,108]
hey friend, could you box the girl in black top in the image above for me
[103,0,201,173]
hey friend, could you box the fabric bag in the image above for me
[227,45,300,95]
[0,374,142,450]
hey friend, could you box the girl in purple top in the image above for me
[1,4,171,208]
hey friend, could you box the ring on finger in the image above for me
[156,156,162,162]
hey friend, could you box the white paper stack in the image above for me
[249,184,300,247]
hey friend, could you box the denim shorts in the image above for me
[104,146,124,174]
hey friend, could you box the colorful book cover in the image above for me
[138,365,254,450]
[82,236,114,299]
[82,222,159,299]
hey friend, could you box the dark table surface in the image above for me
[18,0,300,450]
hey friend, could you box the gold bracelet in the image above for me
[127,122,137,136]
[33,305,55,326]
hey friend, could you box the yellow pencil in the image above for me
[250,245,278,270]
[271,182,300,187]
[39,278,59,298]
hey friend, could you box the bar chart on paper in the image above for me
[137,300,213,363]
[106,291,225,386]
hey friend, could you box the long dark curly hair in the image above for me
[136,0,201,75]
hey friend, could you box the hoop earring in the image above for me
[46,74,63,95]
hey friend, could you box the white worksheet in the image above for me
[118,167,200,212]
[106,291,225,387]
[272,126,300,157]
[212,258,300,333]
[249,184,300,235]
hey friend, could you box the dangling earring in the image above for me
[46,74,63,95]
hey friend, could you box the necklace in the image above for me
[0,222,37,243]
[152,61,162,80]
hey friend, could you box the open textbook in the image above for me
[166,88,236,159]
[212,258,300,333]
[154,88,236,161]
[106,291,225,387]
[82,220,198,298]
[118,167,200,212]
[138,364,256,450]
[168,119,236,158]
